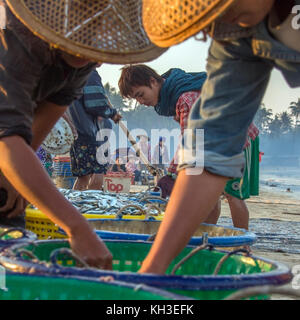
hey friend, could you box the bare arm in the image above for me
[31,101,69,151]
[0,135,112,268]
[0,102,69,217]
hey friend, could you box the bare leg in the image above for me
[88,173,104,190]
[225,193,249,229]
[139,169,228,274]
[73,175,91,190]
[204,198,221,224]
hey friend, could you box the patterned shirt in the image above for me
[243,122,259,149]
[168,92,259,174]
[168,91,201,173]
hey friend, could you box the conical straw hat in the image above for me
[143,0,237,47]
[6,0,167,64]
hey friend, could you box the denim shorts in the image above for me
[178,19,300,178]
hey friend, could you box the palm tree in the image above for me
[268,115,282,137]
[289,98,300,126]
[104,82,129,113]
[279,111,292,134]
[254,103,273,133]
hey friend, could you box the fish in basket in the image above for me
[25,205,256,247]
[0,239,292,300]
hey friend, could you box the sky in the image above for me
[99,37,300,115]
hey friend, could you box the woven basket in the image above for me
[143,0,237,47]
[6,0,167,63]
[0,240,292,300]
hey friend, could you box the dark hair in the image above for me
[118,64,164,98]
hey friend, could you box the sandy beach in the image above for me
[219,188,300,299]
[131,185,300,299]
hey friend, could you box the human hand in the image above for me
[69,223,113,269]
[112,112,122,124]
[0,173,28,218]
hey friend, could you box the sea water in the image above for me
[216,165,300,253]
[259,166,300,200]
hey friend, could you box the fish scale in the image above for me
[56,188,162,216]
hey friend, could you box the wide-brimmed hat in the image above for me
[6,0,167,64]
[143,0,237,47]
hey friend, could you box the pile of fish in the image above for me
[56,189,167,217]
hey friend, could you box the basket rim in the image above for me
[6,0,168,64]
[0,239,292,291]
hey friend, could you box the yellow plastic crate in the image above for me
[25,207,164,240]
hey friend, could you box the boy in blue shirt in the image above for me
[69,69,121,190]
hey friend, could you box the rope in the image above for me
[225,285,300,300]
[50,248,89,268]
[116,204,147,218]
[145,203,162,217]
[140,195,168,204]
[213,248,254,275]
[0,227,25,239]
[15,249,39,260]
[171,233,212,275]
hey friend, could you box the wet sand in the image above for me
[229,190,300,300]
[131,185,300,299]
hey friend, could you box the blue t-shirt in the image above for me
[69,70,115,142]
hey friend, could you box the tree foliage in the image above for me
[104,82,300,157]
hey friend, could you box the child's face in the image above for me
[219,0,275,27]
[130,77,161,106]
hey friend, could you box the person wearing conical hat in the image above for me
[139,0,300,274]
[0,0,165,269]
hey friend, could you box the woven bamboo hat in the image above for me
[6,0,167,64]
[143,0,237,47]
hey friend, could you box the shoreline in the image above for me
[212,187,300,300]
[131,184,300,299]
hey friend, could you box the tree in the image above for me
[253,103,273,133]
[104,82,128,113]
[289,98,300,126]
[279,111,292,134]
[268,115,282,137]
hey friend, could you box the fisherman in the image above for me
[0,0,164,268]
[69,69,122,191]
[138,0,294,274]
